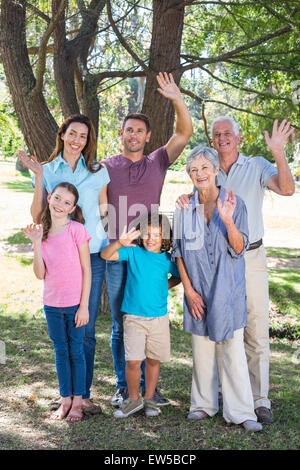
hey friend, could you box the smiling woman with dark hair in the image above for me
[172,146,263,432]
[18,114,110,415]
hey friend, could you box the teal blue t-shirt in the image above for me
[118,245,180,317]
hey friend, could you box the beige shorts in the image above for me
[123,313,171,362]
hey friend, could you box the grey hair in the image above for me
[186,146,219,176]
[210,116,241,136]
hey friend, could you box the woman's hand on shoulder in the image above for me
[18,149,43,176]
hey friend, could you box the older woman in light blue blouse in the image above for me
[172,146,262,432]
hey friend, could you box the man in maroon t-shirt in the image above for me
[102,72,193,408]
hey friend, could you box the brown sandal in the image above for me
[50,403,71,420]
[82,399,102,416]
[66,405,83,422]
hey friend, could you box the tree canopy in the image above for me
[0,0,299,162]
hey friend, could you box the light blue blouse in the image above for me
[33,153,110,253]
[172,187,249,342]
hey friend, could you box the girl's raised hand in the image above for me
[23,224,43,243]
[217,189,236,225]
[18,149,43,176]
[119,226,140,247]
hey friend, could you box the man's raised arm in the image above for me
[157,72,193,164]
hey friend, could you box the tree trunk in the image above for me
[0,0,58,161]
[52,0,80,118]
[142,0,185,154]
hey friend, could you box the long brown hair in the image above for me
[46,114,103,173]
[41,182,85,241]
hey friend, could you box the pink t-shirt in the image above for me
[41,220,91,307]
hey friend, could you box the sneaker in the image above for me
[152,387,170,407]
[255,406,274,424]
[242,420,263,432]
[114,396,144,418]
[144,399,161,417]
[111,388,129,407]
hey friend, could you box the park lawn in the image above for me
[0,303,299,451]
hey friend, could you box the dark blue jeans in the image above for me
[106,260,145,389]
[83,253,106,399]
[44,305,86,397]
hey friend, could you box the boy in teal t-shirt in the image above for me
[101,213,180,418]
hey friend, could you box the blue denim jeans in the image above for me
[106,260,145,389]
[83,253,106,399]
[44,305,86,397]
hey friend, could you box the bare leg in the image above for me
[144,358,160,400]
[126,360,142,400]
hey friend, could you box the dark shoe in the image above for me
[111,387,129,407]
[152,387,170,407]
[255,406,274,424]
[82,399,102,416]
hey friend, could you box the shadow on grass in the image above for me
[266,247,300,259]
[3,180,34,193]
[269,275,300,321]
[1,308,299,450]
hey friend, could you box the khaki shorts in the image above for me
[123,313,170,362]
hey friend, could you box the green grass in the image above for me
[266,247,300,259]
[15,256,33,266]
[269,269,300,319]
[5,229,32,245]
[0,304,299,450]
[3,180,34,193]
[269,267,300,340]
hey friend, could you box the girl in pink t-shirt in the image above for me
[23,182,91,422]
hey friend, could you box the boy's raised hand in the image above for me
[119,226,140,247]
[23,223,43,243]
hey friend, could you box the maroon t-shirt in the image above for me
[103,146,170,241]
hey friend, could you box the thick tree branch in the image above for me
[26,2,50,23]
[180,87,300,129]
[199,65,289,101]
[34,0,68,95]
[256,0,299,28]
[201,103,212,146]
[106,0,148,72]
[226,59,300,74]
[169,0,197,10]
[180,24,292,72]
